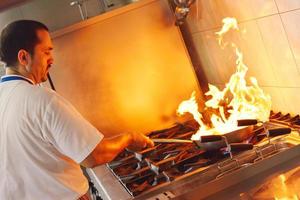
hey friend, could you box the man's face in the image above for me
[28,29,54,83]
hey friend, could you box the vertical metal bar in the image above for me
[167,0,209,94]
[78,4,85,20]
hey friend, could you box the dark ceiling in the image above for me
[0,0,29,12]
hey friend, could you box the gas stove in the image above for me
[86,112,300,200]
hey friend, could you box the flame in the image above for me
[177,17,272,139]
[216,17,239,46]
[177,92,212,137]
[177,91,206,128]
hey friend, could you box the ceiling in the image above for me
[0,0,129,32]
[0,0,104,32]
[0,0,28,12]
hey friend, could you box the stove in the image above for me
[86,112,300,200]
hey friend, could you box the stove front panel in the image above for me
[87,112,300,200]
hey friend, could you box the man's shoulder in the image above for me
[25,84,61,104]
[33,86,73,109]
[27,84,54,95]
[15,83,74,112]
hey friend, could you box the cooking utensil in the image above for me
[199,126,254,151]
[237,119,292,135]
[237,119,292,142]
[152,135,223,144]
[152,126,254,151]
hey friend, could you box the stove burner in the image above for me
[107,112,299,196]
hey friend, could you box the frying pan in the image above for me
[152,126,254,151]
[152,119,292,151]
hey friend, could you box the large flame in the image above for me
[177,17,272,140]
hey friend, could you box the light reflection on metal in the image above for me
[173,0,195,26]
[98,0,114,11]
[70,0,88,20]
[254,168,300,199]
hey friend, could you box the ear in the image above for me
[17,49,30,66]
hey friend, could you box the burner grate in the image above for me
[107,111,300,196]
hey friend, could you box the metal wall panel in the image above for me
[49,0,202,136]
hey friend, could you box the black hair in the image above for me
[0,20,49,67]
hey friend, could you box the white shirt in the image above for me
[0,75,103,200]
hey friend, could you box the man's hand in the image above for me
[127,132,154,151]
[81,132,154,168]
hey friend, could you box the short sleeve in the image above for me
[42,94,103,163]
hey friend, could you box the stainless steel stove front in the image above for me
[86,132,300,200]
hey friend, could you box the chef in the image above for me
[0,20,154,200]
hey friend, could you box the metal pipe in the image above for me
[172,0,195,26]
[70,0,87,20]
[167,0,209,94]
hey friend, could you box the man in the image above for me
[0,20,154,200]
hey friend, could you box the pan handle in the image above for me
[257,128,292,139]
[199,135,223,142]
[151,138,193,143]
[227,143,253,151]
[237,119,258,126]
[268,128,291,137]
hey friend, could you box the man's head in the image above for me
[0,20,54,83]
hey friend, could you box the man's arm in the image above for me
[81,132,154,168]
